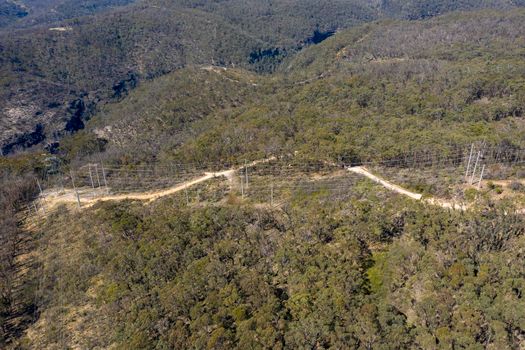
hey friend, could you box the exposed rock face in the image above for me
[1,123,45,155]
[0,89,99,155]
[112,72,138,98]
[0,1,28,27]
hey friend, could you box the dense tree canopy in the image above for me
[13,182,525,349]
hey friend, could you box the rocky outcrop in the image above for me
[1,123,45,155]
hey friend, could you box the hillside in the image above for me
[3,0,525,156]
[66,66,265,165]
[0,5,266,154]
[0,1,28,27]
[0,0,135,28]
[4,0,525,30]
[378,0,524,19]
[60,10,525,170]
[11,167,525,349]
[3,5,525,349]
[1,0,356,155]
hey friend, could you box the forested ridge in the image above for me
[62,10,525,168]
[2,2,525,349]
[3,0,525,154]
[0,0,135,28]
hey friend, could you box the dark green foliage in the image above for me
[376,205,525,348]
[0,0,135,29]
[380,0,518,20]
[0,1,27,28]
[0,3,266,150]
[67,10,525,169]
[4,1,525,153]
[27,192,415,348]
[23,187,525,349]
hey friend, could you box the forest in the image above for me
[6,174,525,349]
[3,0,525,153]
[58,10,525,169]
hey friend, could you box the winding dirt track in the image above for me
[41,158,275,210]
[42,159,472,212]
[349,166,423,200]
[348,166,467,211]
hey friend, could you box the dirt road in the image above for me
[348,166,467,211]
[348,166,423,200]
[41,158,275,211]
[40,159,471,213]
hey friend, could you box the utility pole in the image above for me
[39,199,46,215]
[515,149,522,166]
[477,165,485,190]
[470,151,481,185]
[33,203,39,217]
[70,170,81,209]
[95,164,101,188]
[36,178,43,195]
[27,204,37,225]
[185,187,189,206]
[245,159,249,189]
[240,176,244,199]
[36,178,46,215]
[465,143,474,182]
[28,204,38,225]
[88,165,96,198]
[270,182,274,206]
[100,162,109,194]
